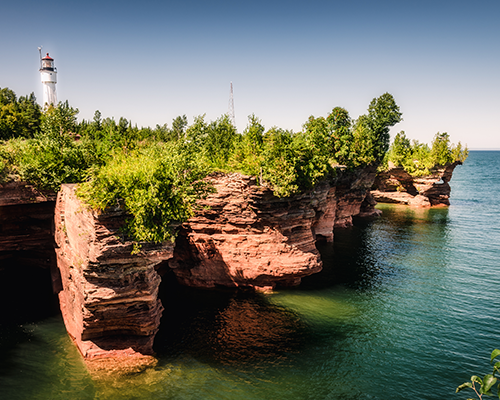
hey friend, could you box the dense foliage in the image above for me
[0,87,41,140]
[0,87,464,244]
[386,131,469,176]
[77,142,213,244]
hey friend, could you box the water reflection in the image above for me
[302,204,451,291]
[154,275,309,369]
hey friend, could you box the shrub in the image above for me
[387,131,468,176]
[77,142,213,243]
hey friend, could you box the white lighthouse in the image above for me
[39,52,57,107]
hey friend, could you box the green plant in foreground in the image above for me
[457,349,500,399]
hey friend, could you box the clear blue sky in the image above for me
[1,0,499,149]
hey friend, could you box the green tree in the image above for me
[348,115,377,167]
[387,131,468,176]
[40,101,78,139]
[261,127,299,197]
[185,114,208,150]
[77,142,213,244]
[15,101,104,191]
[171,115,188,141]
[0,88,41,139]
[231,114,265,177]
[387,131,411,167]
[203,114,237,170]
[366,92,403,162]
[326,106,353,165]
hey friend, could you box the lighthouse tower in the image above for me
[39,52,57,107]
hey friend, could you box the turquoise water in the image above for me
[1,151,499,399]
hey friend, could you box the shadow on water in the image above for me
[301,204,451,292]
[154,271,317,371]
[0,259,64,390]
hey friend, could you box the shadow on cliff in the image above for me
[170,228,265,289]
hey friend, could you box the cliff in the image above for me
[0,181,56,271]
[53,184,174,373]
[169,167,377,291]
[371,161,462,207]
[0,166,379,372]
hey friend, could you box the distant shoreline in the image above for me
[469,148,500,151]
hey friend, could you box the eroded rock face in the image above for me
[54,184,173,368]
[169,168,377,291]
[2,167,380,370]
[0,181,56,271]
[332,166,379,226]
[169,174,323,291]
[371,162,462,207]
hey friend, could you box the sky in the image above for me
[1,0,499,149]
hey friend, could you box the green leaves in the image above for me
[481,374,497,395]
[77,142,213,244]
[365,92,403,163]
[0,87,42,140]
[456,349,500,399]
[387,131,468,176]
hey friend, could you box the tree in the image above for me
[388,131,412,167]
[40,101,78,140]
[349,115,377,167]
[203,114,237,169]
[171,115,188,141]
[261,127,299,197]
[327,106,353,165]
[0,88,41,139]
[366,92,403,162]
[231,114,265,177]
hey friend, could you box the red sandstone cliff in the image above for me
[169,168,377,291]
[54,184,174,372]
[0,181,56,271]
[371,161,462,207]
[2,167,379,372]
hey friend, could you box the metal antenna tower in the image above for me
[228,82,235,126]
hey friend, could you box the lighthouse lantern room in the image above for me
[39,51,57,107]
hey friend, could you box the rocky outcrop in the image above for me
[53,184,174,372]
[169,167,377,291]
[371,161,462,207]
[0,181,56,272]
[0,164,382,374]
[332,165,380,225]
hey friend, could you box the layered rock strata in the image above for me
[331,165,380,225]
[169,168,377,291]
[54,184,174,371]
[2,167,381,370]
[371,162,461,207]
[0,181,56,272]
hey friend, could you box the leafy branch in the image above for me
[457,349,500,399]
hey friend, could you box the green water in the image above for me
[1,151,499,399]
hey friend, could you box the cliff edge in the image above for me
[371,161,462,207]
[54,184,174,373]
